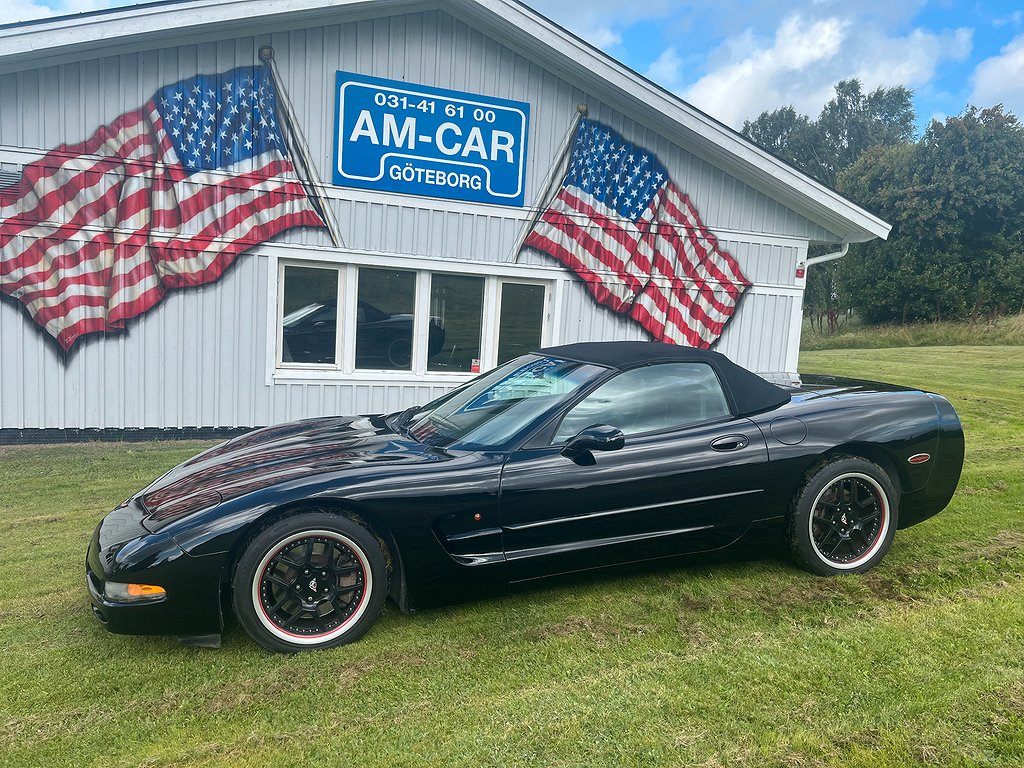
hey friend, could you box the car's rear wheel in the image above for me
[232,512,388,652]
[386,337,412,368]
[786,457,899,576]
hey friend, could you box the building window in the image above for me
[280,265,339,366]
[356,268,417,370]
[428,274,484,373]
[276,260,551,377]
[497,282,546,364]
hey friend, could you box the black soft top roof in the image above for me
[536,341,791,417]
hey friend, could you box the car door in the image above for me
[498,362,769,582]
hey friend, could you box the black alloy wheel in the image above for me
[786,457,899,576]
[232,512,388,652]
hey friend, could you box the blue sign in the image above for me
[333,72,530,207]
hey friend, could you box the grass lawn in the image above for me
[801,314,1024,351]
[2,346,1022,767]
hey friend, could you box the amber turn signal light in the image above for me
[104,582,167,603]
[127,584,166,597]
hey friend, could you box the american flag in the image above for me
[0,65,324,351]
[524,118,750,348]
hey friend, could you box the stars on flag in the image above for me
[156,68,284,173]
[564,119,666,222]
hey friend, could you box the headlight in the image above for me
[103,582,167,603]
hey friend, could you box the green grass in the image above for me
[801,314,1024,350]
[2,346,1023,767]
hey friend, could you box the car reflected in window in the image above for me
[281,300,445,367]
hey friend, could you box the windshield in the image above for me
[282,302,327,328]
[402,355,606,449]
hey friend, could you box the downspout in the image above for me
[786,241,850,386]
[799,241,849,275]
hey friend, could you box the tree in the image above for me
[741,106,823,180]
[743,81,918,330]
[837,106,1024,322]
[742,80,916,186]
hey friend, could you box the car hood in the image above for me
[138,416,436,529]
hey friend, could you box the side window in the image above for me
[280,265,339,365]
[355,268,416,371]
[553,363,731,443]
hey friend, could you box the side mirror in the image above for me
[561,424,625,461]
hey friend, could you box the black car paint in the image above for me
[86,370,964,639]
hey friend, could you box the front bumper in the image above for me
[86,504,225,637]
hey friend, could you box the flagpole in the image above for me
[259,46,346,249]
[507,103,587,264]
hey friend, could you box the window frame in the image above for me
[276,263,343,372]
[352,264,420,374]
[273,256,553,381]
[426,271,487,375]
[494,279,551,366]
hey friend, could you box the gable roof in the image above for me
[0,0,891,243]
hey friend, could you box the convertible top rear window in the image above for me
[553,362,730,442]
[538,341,790,416]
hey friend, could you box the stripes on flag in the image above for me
[0,66,325,352]
[523,118,750,349]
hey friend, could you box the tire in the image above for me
[785,457,899,576]
[232,511,388,653]
[386,337,412,368]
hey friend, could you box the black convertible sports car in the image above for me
[86,342,964,652]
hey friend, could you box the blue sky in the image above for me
[6,1,1024,134]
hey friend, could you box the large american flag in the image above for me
[0,65,324,351]
[524,118,750,348]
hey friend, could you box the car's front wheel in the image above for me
[786,457,899,576]
[232,512,388,652]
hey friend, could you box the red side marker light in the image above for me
[908,453,931,464]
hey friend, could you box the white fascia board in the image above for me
[0,0,891,243]
[0,0,428,67]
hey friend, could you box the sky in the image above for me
[5,0,1024,134]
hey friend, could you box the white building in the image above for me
[0,0,889,437]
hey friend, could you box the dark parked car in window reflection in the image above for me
[282,301,445,368]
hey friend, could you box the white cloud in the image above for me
[645,47,683,89]
[969,34,1024,112]
[0,1,129,25]
[573,19,621,51]
[678,15,972,127]
[0,1,57,24]
[992,11,1023,29]
[528,0,676,51]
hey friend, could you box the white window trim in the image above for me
[268,251,554,384]
[274,261,343,374]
